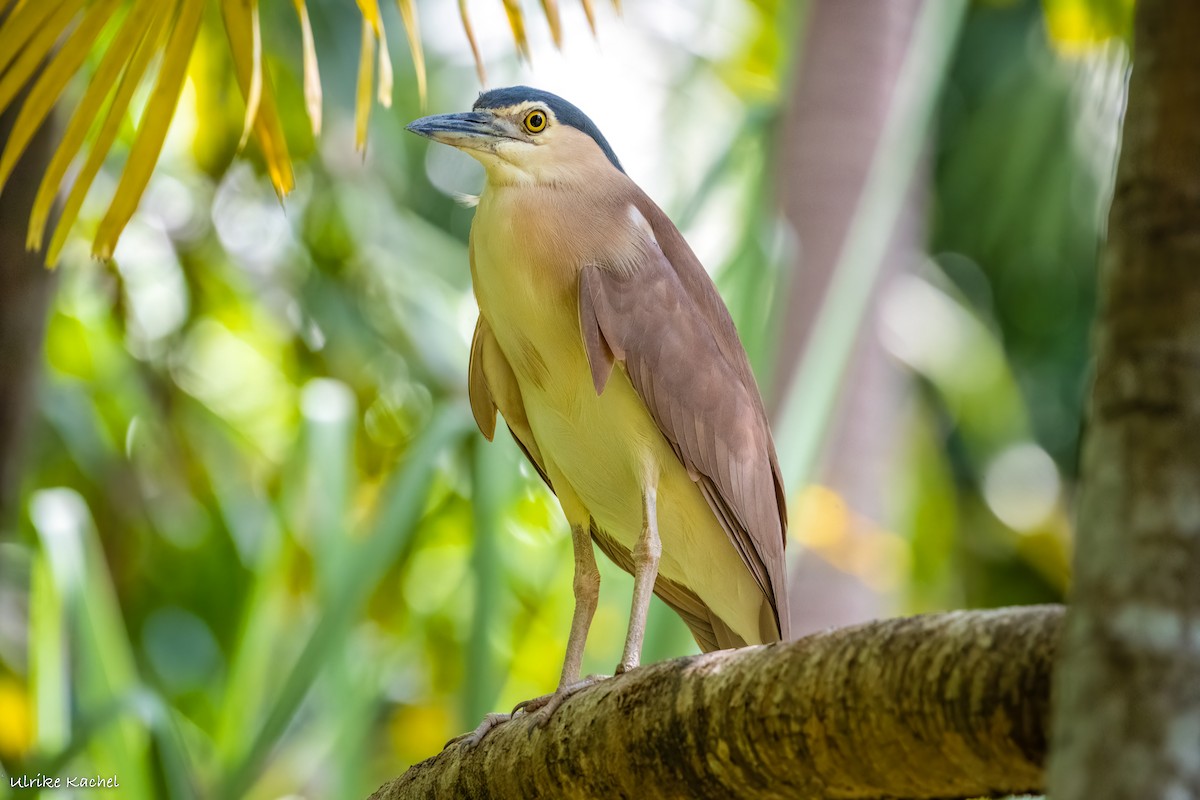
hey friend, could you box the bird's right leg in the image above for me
[449,518,600,747]
[557,521,601,687]
[510,521,604,720]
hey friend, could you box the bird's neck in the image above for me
[474,178,658,281]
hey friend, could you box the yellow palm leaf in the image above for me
[229,0,263,150]
[395,0,426,107]
[221,0,294,197]
[0,0,120,195]
[44,0,173,264]
[27,0,159,254]
[580,0,597,35]
[501,0,531,62]
[355,16,375,153]
[5,0,615,262]
[377,23,394,109]
[356,0,392,110]
[0,0,83,117]
[540,0,562,48]
[291,0,323,136]
[93,0,206,259]
[458,0,487,84]
[0,0,71,78]
[356,0,383,34]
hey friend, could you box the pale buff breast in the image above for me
[468,182,766,645]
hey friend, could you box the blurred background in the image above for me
[0,0,1130,796]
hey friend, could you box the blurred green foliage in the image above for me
[0,0,1125,796]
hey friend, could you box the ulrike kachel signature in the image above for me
[10,773,120,789]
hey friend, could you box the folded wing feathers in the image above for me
[468,317,498,441]
[577,209,788,640]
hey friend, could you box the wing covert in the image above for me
[468,315,552,489]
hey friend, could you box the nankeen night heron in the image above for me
[407,86,790,741]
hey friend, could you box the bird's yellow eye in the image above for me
[524,109,548,134]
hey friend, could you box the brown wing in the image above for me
[577,197,790,642]
[469,315,550,488]
[469,314,743,652]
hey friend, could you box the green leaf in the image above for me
[217,407,471,798]
[773,0,970,493]
[30,489,156,799]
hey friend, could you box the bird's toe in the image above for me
[448,676,612,746]
[511,692,554,716]
[528,675,609,727]
[445,712,511,749]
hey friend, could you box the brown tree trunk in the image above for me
[371,606,1061,800]
[0,86,57,531]
[773,0,924,635]
[1047,1,1200,797]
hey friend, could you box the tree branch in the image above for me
[370,606,1061,800]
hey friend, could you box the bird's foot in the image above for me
[446,674,614,748]
[444,712,512,750]
[512,674,609,726]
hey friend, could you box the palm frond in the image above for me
[0,0,72,79]
[501,0,531,62]
[46,0,173,265]
[459,0,487,84]
[92,0,206,259]
[27,0,159,254]
[229,0,263,150]
[292,0,322,136]
[354,0,396,154]
[222,0,294,198]
[0,0,120,195]
[0,0,624,265]
[540,0,562,49]
[580,0,597,34]
[0,0,84,116]
[396,0,426,109]
[354,4,377,153]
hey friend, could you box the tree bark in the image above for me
[370,606,1060,800]
[0,81,57,531]
[1048,1,1200,798]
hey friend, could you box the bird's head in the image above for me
[406,86,624,187]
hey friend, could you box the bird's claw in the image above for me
[510,694,553,717]
[513,674,609,727]
[447,675,614,747]
[444,712,511,749]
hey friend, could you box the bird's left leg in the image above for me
[618,483,660,673]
